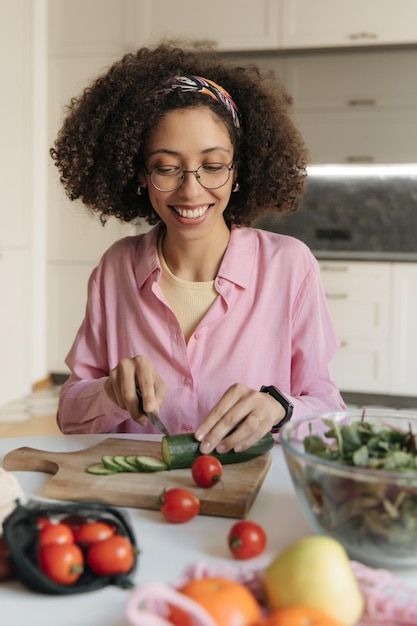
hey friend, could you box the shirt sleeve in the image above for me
[285,257,346,432]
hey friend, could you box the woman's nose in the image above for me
[179,169,204,193]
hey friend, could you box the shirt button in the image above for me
[194,333,200,340]
[184,423,193,432]
[183,378,190,386]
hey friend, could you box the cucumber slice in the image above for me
[86,463,118,475]
[134,455,168,472]
[112,455,139,472]
[102,455,123,472]
[125,455,142,469]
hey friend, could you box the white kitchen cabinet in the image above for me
[390,264,417,396]
[295,109,417,164]
[282,48,417,165]
[128,0,282,51]
[319,261,391,393]
[49,0,282,54]
[48,0,134,56]
[283,49,417,112]
[47,3,140,374]
[282,0,417,49]
[47,263,96,373]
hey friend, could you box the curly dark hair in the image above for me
[50,40,309,227]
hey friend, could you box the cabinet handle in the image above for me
[348,32,378,40]
[321,265,349,272]
[348,98,377,107]
[346,156,375,163]
[326,293,348,299]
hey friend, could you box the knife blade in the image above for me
[136,387,170,436]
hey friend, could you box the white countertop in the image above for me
[1,434,417,626]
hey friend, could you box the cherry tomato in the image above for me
[159,488,201,523]
[37,516,54,530]
[73,520,115,545]
[86,535,135,576]
[39,543,84,585]
[39,522,74,547]
[0,536,14,581]
[191,455,223,488]
[227,520,267,560]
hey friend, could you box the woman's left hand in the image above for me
[194,383,285,455]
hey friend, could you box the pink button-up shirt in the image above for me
[57,224,345,434]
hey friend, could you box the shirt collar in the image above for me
[217,225,256,289]
[134,223,256,290]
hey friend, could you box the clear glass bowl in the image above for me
[280,408,417,569]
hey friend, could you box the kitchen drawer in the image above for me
[319,261,390,292]
[319,261,390,339]
[331,339,389,394]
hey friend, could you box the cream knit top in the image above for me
[158,238,218,342]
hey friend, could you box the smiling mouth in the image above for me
[172,205,211,219]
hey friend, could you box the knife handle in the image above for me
[136,387,146,415]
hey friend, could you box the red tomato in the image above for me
[37,516,53,530]
[228,521,267,560]
[39,543,84,585]
[73,520,115,545]
[159,488,201,523]
[39,522,74,547]
[86,535,135,576]
[192,455,223,488]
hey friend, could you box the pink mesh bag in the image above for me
[126,560,417,626]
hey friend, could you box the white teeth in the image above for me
[174,206,209,218]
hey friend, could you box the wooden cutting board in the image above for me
[2,438,272,518]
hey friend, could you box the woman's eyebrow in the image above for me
[147,146,232,158]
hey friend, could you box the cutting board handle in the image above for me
[3,447,62,475]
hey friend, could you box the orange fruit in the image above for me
[178,576,262,626]
[255,605,345,626]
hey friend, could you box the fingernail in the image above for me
[200,441,211,453]
[216,444,226,453]
[233,444,242,452]
[195,431,204,442]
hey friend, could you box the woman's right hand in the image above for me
[103,355,166,425]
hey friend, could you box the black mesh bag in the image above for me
[2,499,138,594]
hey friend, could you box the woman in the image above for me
[51,40,345,454]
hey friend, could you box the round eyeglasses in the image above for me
[145,163,234,192]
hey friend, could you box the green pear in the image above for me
[263,536,364,626]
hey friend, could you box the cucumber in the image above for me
[86,463,119,475]
[161,432,274,470]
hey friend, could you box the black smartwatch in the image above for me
[260,385,294,433]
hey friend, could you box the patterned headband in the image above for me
[157,75,241,129]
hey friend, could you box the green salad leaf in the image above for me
[303,418,417,471]
[297,416,417,563]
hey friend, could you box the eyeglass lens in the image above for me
[150,164,232,191]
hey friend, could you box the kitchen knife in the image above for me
[136,387,170,436]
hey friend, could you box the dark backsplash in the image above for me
[254,174,417,253]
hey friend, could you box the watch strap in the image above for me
[260,385,294,433]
